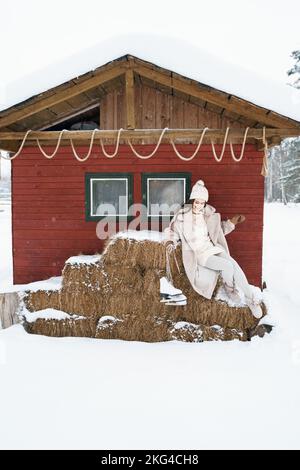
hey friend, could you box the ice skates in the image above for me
[160,277,187,306]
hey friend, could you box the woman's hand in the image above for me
[230,214,246,225]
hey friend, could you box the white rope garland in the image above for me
[36,129,67,159]
[260,127,269,177]
[229,127,250,162]
[210,127,230,162]
[0,126,268,177]
[0,130,32,160]
[170,127,209,161]
[69,128,98,162]
[100,128,123,158]
[126,127,169,159]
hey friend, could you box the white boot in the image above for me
[160,277,182,296]
[245,295,263,319]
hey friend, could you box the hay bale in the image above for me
[170,321,246,342]
[160,276,265,330]
[59,289,105,318]
[97,263,261,331]
[96,315,173,342]
[62,262,100,289]
[24,290,61,312]
[62,259,108,293]
[62,260,141,291]
[23,231,268,342]
[24,316,97,338]
[24,312,247,342]
[95,314,247,342]
[56,256,145,317]
[102,237,166,270]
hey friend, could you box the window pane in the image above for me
[148,179,185,216]
[91,179,128,216]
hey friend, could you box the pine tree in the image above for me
[264,50,300,203]
[287,50,300,88]
[274,50,300,203]
[280,138,300,202]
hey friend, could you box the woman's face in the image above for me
[192,198,206,213]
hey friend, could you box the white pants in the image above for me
[203,251,253,299]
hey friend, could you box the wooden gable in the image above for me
[0,55,300,152]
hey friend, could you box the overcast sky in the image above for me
[0,0,299,107]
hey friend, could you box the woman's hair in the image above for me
[180,198,207,209]
[188,198,207,206]
[171,198,207,224]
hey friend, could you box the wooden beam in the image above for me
[257,135,283,151]
[125,69,135,129]
[1,128,300,148]
[38,102,101,131]
[0,65,127,129]
[133,62,299,129]
[0,141,20,152]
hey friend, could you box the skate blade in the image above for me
[164,300,187,306]
[160,294,187,303]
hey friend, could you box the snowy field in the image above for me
[0,202,300,450]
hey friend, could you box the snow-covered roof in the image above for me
[1,33,300,124]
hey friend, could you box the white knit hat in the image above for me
[189,179,209,201]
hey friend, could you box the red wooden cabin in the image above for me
[0,55,299,285]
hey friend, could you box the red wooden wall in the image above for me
[12,143,265,287]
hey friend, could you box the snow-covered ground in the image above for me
[0,202,300,450]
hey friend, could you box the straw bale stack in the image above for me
[24,315,97,338]
[22,231,268,342]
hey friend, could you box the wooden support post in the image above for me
[125,70,135,129]
[0,293,20,329]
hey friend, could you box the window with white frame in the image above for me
[142,173,191,217]
[85,173,133,221]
